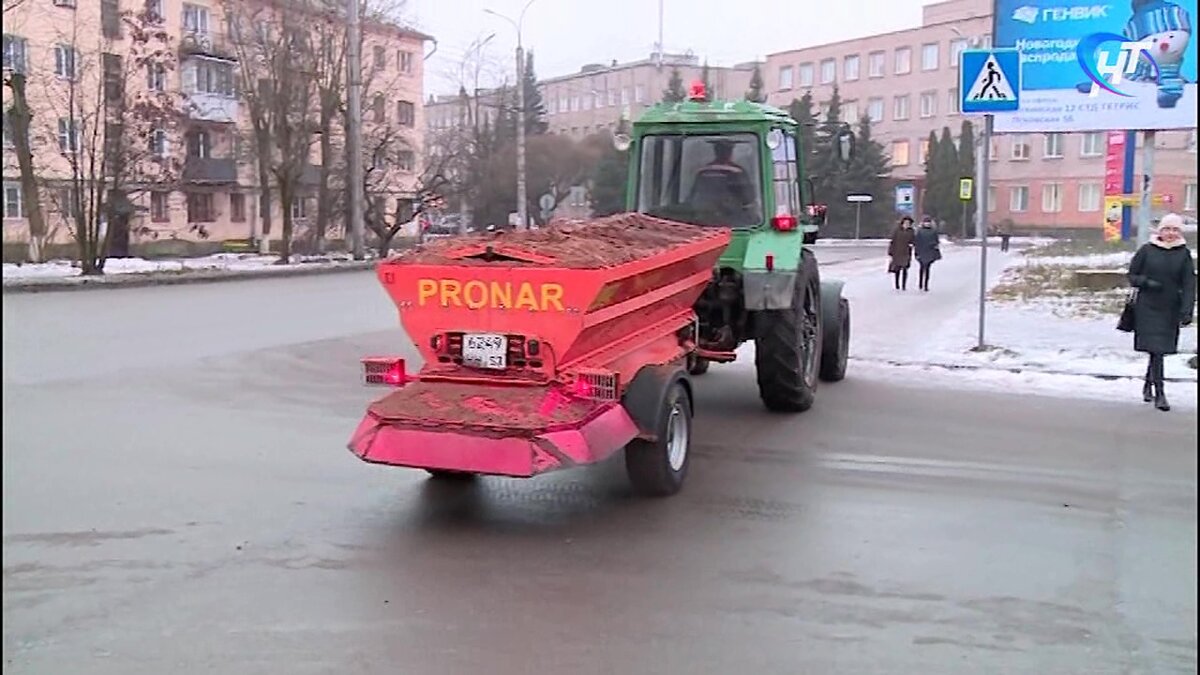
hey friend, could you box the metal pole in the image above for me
[1137,129,1156,246]
[977,114,993,349]
[347,0,365,259]
[974,132,985,239]
[1120,129,1136,241]
[657,0,664,68]
[854,201,861,240]
[516,42,527,230]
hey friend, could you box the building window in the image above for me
[3,182,24,219]
[291,196,308,220]
[1011,134,1031,160]
[54,44,77,79]
[948,88,959,114]
[844,54,860,81]
[186,129,210,158]
[2,34,28,73]
[396,100,414,126]
[777,65,793,90]
[895,47,912,74]
[146,0,164,23]
[187,192,215,222]
[1042,183,1064,212]
[867,97,884,122]
[1078,183,1102,212]
[1188,130,1197,153]
[147,62,166,91]
[1081,132,1104,157]
[182,3,210,34]
[987,186,997,211]
[621,88,629,105]
[893,95,910,120]
[398,50,413,74]
[919,138,931,164]
[950,38,968,67]
[1010,186,1029,212]
[230,193,246,222]
[57,118,79,153]
[101,0,121,38]
[372,94,385,123]
[891,140,910,166]
[102,53,124,102]
[820,58,836,84]
[373,45,386,70]
[635,85,645,103]
[150,191,170,222]
[919,91,937,118]
[921,43,939,71]
[1044,133,1064,158]
[2,114,13,148]
[1184,182,1197,211]
[868,51,885,78]
[398,150,415,172]
[192,61,234,96]
[798,63,814,87]
[150,128,168,157]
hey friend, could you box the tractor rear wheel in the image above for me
[754,251,822,413]
[819,297,850,383]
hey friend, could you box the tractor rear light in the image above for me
[765,254,774,272]
[526,339,541,356]
[446,333,463,355]
[430,334,443,352]
[573,370,619,401]
[771,214,798,232]
[362,357,407,386]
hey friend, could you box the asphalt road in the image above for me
[3,248,1196,674]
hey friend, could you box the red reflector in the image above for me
[362,357,407,386]
[765,254,774,272]
[771,214,798,231]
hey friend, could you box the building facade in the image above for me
[2,0,430,254]
[764,0,1197,231]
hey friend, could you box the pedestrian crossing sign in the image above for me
[960,49,1020,114]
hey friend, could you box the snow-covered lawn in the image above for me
[2,252,366,281]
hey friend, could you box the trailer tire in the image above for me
[819,297,850,383]
[686,353,710,376]
[754,250,821,412]
[425,469,477,481]
[625,382,692,497]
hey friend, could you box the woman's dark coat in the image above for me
[888,227,915,272]
[1128,241,1196,354]
[914,226,942,264]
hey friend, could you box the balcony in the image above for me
[182,157,238,184]
[186,92,239,123]
[179,31,237,62]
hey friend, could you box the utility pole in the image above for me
[347,0,365,258]
[657,0,664,68]
[1137,130,1156,246]
[485,1,536,230]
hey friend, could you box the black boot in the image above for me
[1143,378,1154,402]
[1155,384,1171,412]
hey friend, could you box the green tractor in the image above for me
[617,83,855,413]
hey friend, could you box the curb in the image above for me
[851,356,1199,384]
[2,260,378,294]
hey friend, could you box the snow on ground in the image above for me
[2,252,363,281]
[1018,251,1135,269]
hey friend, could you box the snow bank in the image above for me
[2,253,363,281]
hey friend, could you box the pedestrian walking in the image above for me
[887,216,916,290]
[1000,222,1012,253]
[914,217,942,292]
[1126,214,1195,412]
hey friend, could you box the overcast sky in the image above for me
[407,0,934,97]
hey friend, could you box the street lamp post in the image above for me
[485,0,537,230]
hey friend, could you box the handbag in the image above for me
[1116,288,1137,333]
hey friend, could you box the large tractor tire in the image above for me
[754,250,822,412]
[625,381,693,497]
[819,295,850,383]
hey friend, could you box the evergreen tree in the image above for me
[844,114,893,236]
[589,116,631,216]
[522,51,548,135]
[492,84,518,144]
[745,63,765,103]
[922,130,942,220]
[936,126,960,230]
[814,86,854,227]
[958,120,977,237]
[663,67,686,102]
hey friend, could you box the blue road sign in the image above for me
[960,49,1021,114]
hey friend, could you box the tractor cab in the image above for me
[618,80,853,243]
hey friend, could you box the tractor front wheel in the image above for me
[754,251,822,413]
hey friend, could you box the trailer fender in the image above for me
[623,364,692,439]
[820,279,845,342]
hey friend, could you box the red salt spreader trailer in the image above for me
[347,214,731,496]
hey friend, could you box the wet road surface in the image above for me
[3,250,1196,674]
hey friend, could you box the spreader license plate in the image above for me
[462,333,508,369]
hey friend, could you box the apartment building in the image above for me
[764,0,1198,231]
[1,0,430,252]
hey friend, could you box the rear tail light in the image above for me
[572,370,619,401]
[771,214,798,232]
[362,357,407,386]
[765,254,775,271]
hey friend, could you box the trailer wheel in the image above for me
[754,250,821,412]
[686,353,710,376]
[819,297,850,383]
[625,382,692,497]
[425,469,477,481]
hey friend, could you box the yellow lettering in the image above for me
[440,279,462,307]
[417,279,437,306]
[489,281,512,308]
[541,283,564,312]
[515,282,538,310]
[463,281,488,309]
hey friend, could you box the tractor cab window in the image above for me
[771,130,800,217]
[636,133,763,228]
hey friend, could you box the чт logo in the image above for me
[1077,32,1161,96]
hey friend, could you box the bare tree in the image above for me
[34,7,185,274]
[3,71,49,261]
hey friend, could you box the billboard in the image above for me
[993,0,1198,132]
